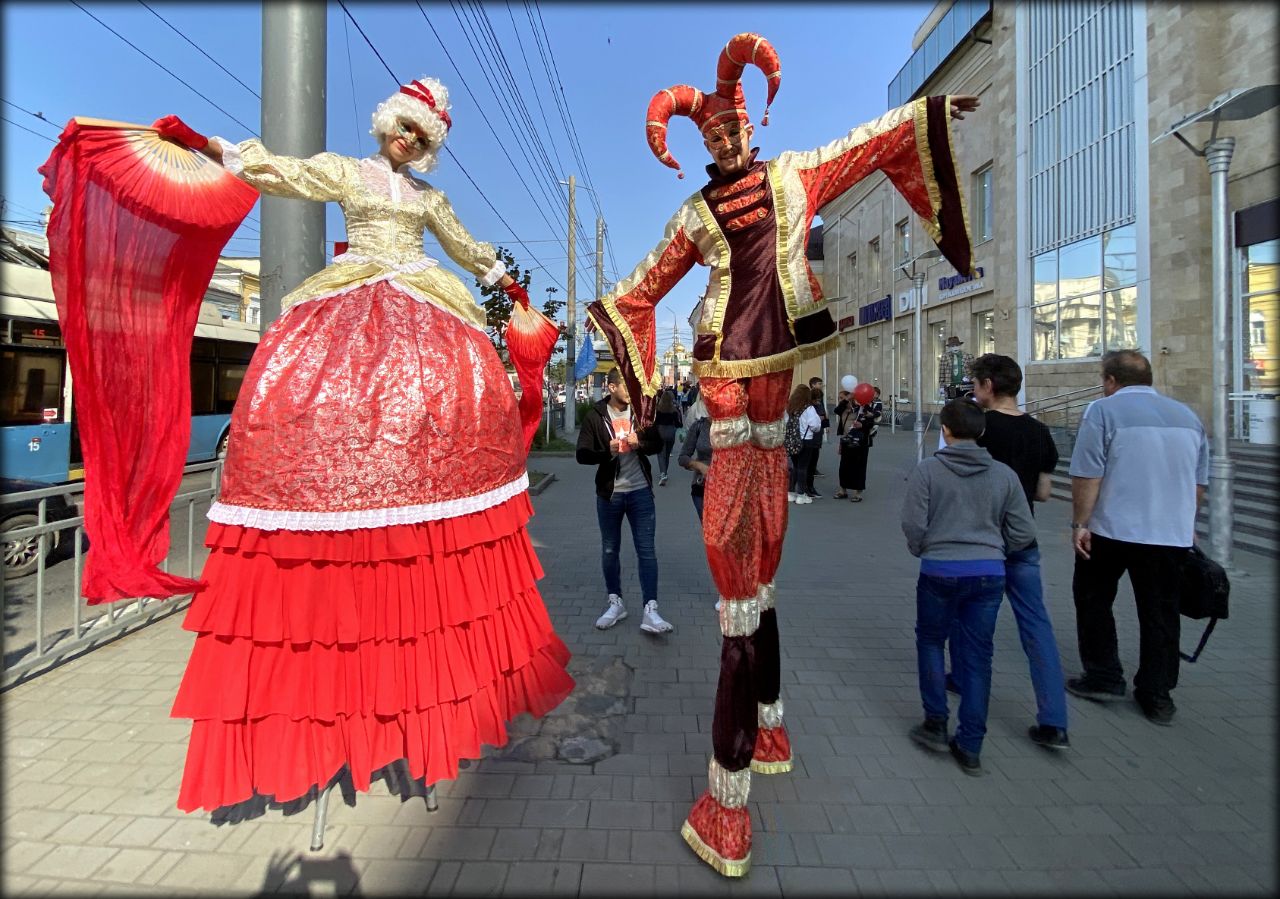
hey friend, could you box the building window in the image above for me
[1027,0,1136,255]
[1030,223,1137,360]
[847,251,858,300]
[1242,239,1278,393]
[896,219,911,265]
[973,310,996,355]
[972,164,994,243]
[868,238,881,290]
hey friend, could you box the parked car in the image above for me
[1,478,83,579]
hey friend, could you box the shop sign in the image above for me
[838,315,857,331]
[858,295,892,326]
[936,265,988,301]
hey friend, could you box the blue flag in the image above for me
[573,334,597,381]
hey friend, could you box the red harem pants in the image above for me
[680,370,794,876]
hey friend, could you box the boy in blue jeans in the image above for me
[902,399,1036,775]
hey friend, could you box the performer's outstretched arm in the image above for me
[780,95,980,277]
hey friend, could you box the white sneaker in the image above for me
[640,600,674,634]
[796,495,813,505]
[659,474,668,486]
[787,492,798,503]
[595,594,627,629]
[714,599,723,612]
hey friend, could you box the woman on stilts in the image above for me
[154,76,575,817]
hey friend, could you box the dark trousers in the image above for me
[788,447,813,495]
[838,443,870,491]
[657,425,678,477]
[804,437,821,492]
[596,488,658,605]
[1072,533,1184,702]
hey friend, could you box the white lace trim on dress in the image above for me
[213,137,244,175]
[479,259,506,287]
[207,471,530,531]
[332,252,439,274]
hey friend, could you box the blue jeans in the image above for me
[692,492,704,522]
[596,488,658,605]
[917,572,1005,755]
[949,543,1069,729]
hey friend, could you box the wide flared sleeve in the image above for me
[585,201,703,426]
[210,137,353,203]
[778,96,974,277]
[422,187,505,286]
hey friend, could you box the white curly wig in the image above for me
[370,76,451,173]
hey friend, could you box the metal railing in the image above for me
[1,461,222,689]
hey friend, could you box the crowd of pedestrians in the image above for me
[573,348,1208,777]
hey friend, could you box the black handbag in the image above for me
[1178,545,1230,663]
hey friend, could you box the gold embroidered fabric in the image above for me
[750,418,785,449]
[710,414,752,449]
[758,581,776,610]
[228,141,499,323]
[718,594,760,637]
[708,757,751,808]
[758,699,784,729]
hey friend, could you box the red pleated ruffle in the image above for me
[173,492,575,813]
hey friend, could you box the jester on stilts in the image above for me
[585,33,981,877]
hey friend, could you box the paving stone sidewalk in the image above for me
[2,430,1275,896]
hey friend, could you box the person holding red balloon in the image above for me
[834,377,882,501]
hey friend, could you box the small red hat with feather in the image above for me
[645,32,781,178]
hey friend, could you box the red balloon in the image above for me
[853,382,876,405]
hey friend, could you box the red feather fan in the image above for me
[39,118,258,603]
[505,303,560,452]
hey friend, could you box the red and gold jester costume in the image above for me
[586,33,975,877]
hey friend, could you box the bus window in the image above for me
[216,363,247,414]
[9,319,63,347]
[1,348,65,425]
[191,360,216,415]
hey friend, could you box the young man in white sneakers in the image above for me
[576,368,674,634]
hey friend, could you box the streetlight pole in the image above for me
[899,248,940,462]
[565,175,576,435]
[1154,84,1280,569]
[912,270,926,463]
[1205,137,1235,568]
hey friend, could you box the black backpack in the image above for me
[1178,545,1230,663]
[783,412,803,456]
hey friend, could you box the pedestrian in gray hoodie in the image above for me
[901,398,1036,776]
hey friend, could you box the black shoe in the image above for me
[948,739,982,776]
[1027,725,1071,750]
[1135,694,1176,727]
[945,673,960,695]
[1066,676,1126,702]
[909,717,949,753]
[806,491,822,499]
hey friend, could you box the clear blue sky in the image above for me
[2,1,933,342]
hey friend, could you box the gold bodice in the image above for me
[218,139,504,327]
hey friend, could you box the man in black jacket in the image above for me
[576,368,674,634]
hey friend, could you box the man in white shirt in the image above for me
[1067,350,1208,726]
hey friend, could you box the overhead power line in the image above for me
[337,0,566,294]
[2,115,56,142]
[136,0,261,100]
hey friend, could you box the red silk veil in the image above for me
[39,119,258,603]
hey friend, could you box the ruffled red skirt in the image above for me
[171,491,574,813]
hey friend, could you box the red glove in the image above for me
[151,115,209,151]
[502,280,531,309]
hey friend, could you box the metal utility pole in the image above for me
[565,175,576,434]
[1205,137,1236,568]
[260,2,326,332]
[1153,84,1280,569]
[900,248,940,463]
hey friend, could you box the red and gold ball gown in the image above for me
[171,140,574,815]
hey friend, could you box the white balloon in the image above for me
[840,374,857,392]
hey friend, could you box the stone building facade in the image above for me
[815,0,1279,435]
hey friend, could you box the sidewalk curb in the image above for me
[528,472,557,496]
